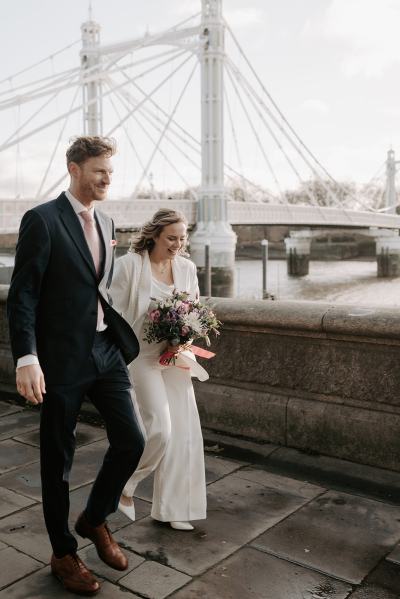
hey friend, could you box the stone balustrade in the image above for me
[1,285,400,471]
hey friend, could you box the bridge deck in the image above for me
[0,199,399,233]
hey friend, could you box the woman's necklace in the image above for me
[151,259,170,275]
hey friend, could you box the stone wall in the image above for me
[194,298,400,471]
[1,285,400,471]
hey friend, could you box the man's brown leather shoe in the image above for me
[75,511,128,571]
[51,553,100,595]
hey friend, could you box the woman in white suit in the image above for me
[110,209,207,531]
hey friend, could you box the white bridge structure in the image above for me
[1,0,400,291]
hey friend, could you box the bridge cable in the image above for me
[104,51,193,139]
[0,66,80,100]
[223,80,251,202]
[225,42,373,212]
[109,78,200,175]
[35,84,81,201]
[129,57,198,200]
[112,72,200,165]
[224,22,349,196]
[227,59,343,209]
[106,80,160,198]
[2,71,80,147]
[109,82,198,201]
[0,39,81,86]
[0,49,190,153]
[226,61,320,207]
[126,79,200,153]
[225,65,284,203]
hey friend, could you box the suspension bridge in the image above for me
[0,0,399,293]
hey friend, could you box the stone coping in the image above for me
[203,297,400,339]
[1,283,400,339]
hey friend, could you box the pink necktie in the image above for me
[80,210,104,329]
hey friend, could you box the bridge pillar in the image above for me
[285,233,311,277]
[385,149,397,214]
[190,0,237,297]
[80,16,103,135]
[375,231,400,277]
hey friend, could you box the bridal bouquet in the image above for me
[143,289,221,366]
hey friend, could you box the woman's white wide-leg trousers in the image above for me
[123,357,207,522]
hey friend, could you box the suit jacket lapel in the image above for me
[171,257,186,292]
[95,209,111,283]
[56,193,97,279]
[137,251,152,322]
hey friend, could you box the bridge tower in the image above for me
[80,8,103,136]
[189,0,237,297]
[385,149,398,214]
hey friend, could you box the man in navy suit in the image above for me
[7,136,144,595]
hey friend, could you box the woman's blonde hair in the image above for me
[130,208,188,255]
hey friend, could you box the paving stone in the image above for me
[0,566,142,598]
[266,446,400,504]
[14,421,107,448]
[0,438,109,500]
[170,546,351,599]
[0,403,22,417]
[115,469,323,576]
[119,560,191,599]
[386,541,400,564]
[234,466,326,499]
[135,472,154,502]
[204,454,245,484]
[0,483,149,563]
[71,484,151,527]
[0,460,42,500]
[364,559,400,595]
[0,546,42,590]
[0,487,35,519]
[252,490,400,584]
[347,585,399,599]
[0,411,40,441]
[0,498,89,563]
[0,540,7,550]
[203,429,278,461]
[78,544,144,583]
[0,439,39,473]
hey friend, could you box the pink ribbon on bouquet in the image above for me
[159,344,215,367]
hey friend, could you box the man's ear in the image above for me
[68,161,80,178]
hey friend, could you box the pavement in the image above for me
[1,399,400,598]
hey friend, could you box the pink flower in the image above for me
[110,239,118,247]
[149,309,160,322]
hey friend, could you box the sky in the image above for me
[0,0,399,200]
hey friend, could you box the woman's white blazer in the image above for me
[110,249,200,342]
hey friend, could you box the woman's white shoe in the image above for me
[118,499,136,521]
[170,521,194,531]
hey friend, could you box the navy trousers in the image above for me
[39,330,145,558]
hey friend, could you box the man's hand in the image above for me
[16,364,46,405]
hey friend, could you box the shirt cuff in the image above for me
[17,355,40,369]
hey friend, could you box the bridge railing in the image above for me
[0,198,198,232]
[1,198,400,232]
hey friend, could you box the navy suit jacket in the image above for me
[7,192,139,384]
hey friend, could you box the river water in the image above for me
[2,254,399,306]
[235,259,400,306]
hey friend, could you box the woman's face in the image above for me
[153,221,187,259]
